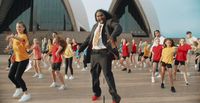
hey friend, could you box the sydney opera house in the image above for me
[0,0,90,32]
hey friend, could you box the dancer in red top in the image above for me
[121,38,131,73]
[130,39,137,68]
[174,38,191,85]
[48,37,66,90]
[29,38,43,79]
[151,38,163,83]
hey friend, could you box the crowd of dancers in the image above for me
[4,21,200,102]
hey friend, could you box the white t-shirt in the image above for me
[185,36,197,45]
[150,36,165,51]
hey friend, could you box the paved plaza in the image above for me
[0,55,200,103]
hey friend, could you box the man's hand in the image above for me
[107,37,116,48]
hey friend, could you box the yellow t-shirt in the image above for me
[48,44,52,52]
[143,45,150,57]
[63,44,73,58]
[161,47,175,64]
[12,34,29,62]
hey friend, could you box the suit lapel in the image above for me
[89,23,98,44]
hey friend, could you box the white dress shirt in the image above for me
[92,23,106,50]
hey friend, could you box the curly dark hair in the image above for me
[95,9,112,21]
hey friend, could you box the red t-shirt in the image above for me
[176,44,191,61]
[152,45,163,61]
[132,43,137,53]
[32,44,41,59]
[72,43,77,51]
[51,43,62,63]
[122,43,129,57]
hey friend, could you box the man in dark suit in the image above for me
[79,9,122,103]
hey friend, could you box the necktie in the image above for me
[93,25,102,47]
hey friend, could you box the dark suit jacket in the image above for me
[79,19,122,53]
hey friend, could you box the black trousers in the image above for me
[8,59,29,92]
[91,49,120,100]
[65,57,73,75]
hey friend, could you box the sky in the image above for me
[82,0,112,29]
[82,0,200,38]
[151,0,200,38]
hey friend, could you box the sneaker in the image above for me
[38,74,44,79]
[48,67,52,71]
[121,68,127,71]
[151,77,155,83]
[43,63,48,68]
[92,95,100,101]
[155,72,159,76]
[187,72,191,76]
[58,85,66,90]
[18,93,31,102]
[12,88,23,98]
[144,63,147,68]
[156,74,161,78]
[161,83,165,88]
[134,65,137,68]
[32,73,39,78]
[64,75,68,80]
[69,75,74,80]
[171,87,176,93]
[81,68,87,71]
[49,82,58,88]
[128,69,131,73]
[195,64,198,69]
[77,65,80,68]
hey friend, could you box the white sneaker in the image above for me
[134,65,137,68]
[77,65,80,68]
[155,72,159,76]
[144,63,147,68]
[48,67,52,71]
[151,77,155,83]
[64,75,68,80]
[32,73,38,78]
[12,88,23,98]
[195,64,198,69]
[49,82,58,88]
[38,74,44,79]
[81,68,87,71]
[69,75,74,80]
[58,85,66,90]
[25,60,32,72]
[43,63,48,68]
[18,93,31,102]
[187,72,191,77]
[156,74,161,78]
[114,66,117,69]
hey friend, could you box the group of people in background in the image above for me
[115,30,200,93]
[4,20,200,102]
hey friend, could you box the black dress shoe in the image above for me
[113,95,121,103]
